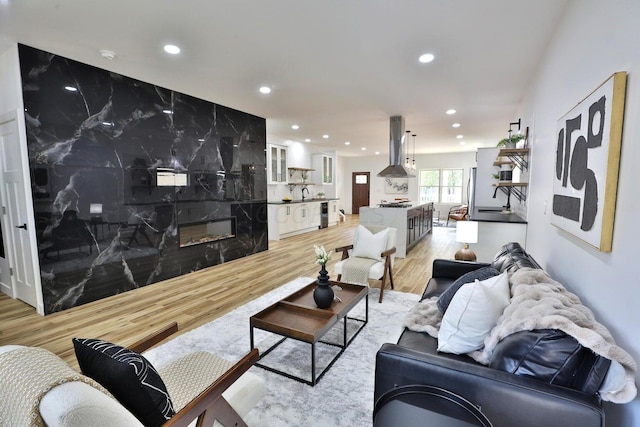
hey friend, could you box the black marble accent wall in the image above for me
[18,44,268,314]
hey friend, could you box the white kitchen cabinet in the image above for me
[328,200,339,226]
[311,153,336,198]
[267,144,287,184]
[268,200,327,240]
[278,204,293,235]
[291,203,317,231]
[322,155,333,184]
[267,203,293,240]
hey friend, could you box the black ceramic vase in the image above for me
[313,264,334,309]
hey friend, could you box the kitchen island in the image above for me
[468,206,528,261]
[359,203,433,258]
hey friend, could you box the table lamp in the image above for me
[455,220,478,261]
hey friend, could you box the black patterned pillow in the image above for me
[73,338,175,427]
[437,267,501,314]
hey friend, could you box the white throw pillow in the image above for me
[352,225,389,261]
[438,272,510,354]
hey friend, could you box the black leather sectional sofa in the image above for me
[374,243,610,427]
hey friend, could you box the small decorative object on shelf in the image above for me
[497,134,524,149]
[313,244,334,308]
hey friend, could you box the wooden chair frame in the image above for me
[129,322,259,427]
[334,245,396,303]
[446,204,469,226]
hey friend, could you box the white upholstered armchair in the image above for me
[334,225,397,303]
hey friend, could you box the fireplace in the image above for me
[178,217,236,247]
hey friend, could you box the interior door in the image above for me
[0,113,39,309]
[351,172,370,214]
[0,190,10,297]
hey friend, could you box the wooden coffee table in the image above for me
[250,280,368,386]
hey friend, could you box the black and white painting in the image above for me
[384,178,408,194]
[551,72,626,252]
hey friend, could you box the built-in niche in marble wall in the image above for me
[18,44,268,314]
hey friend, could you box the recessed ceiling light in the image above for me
[456,135,464,139]
[452,123,461,128]
[344,141,350,145]
[163,44,181,55]
[259,86,271,94]
[323,134,329,139]
[291,124,299,130]
[64,85,77,92]
[446,109,456,115]
[459,141,466,145]
[418,53,435,63]
[375,151,380,155]
[361,147,366,151]
[304,138,311,142]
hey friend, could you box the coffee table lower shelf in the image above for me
[253,313,367,386]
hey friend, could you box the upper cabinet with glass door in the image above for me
[267,144,287,184]
[322,155,333,184]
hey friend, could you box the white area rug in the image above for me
[145,277,420,427]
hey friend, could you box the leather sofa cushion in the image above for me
[489,329,611,394]
[396,329,476,365]
[490,242,540,272]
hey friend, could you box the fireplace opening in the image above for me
[178,217,236,247]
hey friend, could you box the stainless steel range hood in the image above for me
[377,115,415,177]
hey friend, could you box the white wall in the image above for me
[0,45,23,114]
[521,1,639,424]
[337,151,477,214]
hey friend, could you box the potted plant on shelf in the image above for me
[497,134,525,149]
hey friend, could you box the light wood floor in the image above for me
[0,215,457,367]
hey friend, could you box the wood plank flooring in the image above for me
[0,215,457,367]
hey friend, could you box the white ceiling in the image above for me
[0,0,568,157]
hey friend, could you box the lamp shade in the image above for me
[456,220,478,244]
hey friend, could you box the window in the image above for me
[419,169,463,204]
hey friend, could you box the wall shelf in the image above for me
[493,147,530,203]
[494,182,529,202]
[497,148,530,170]
[287,167,315,192]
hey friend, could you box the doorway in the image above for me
[351,172,370,214]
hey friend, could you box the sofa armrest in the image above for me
[375,343,604,427]
[431,259,490,279]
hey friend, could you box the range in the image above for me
[378,202,412,208]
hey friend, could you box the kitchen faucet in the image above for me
[301,187,309,201]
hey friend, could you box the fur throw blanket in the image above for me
[404,268,637,403]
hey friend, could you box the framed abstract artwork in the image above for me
[384,178,408,194]
[551,72,626,252]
